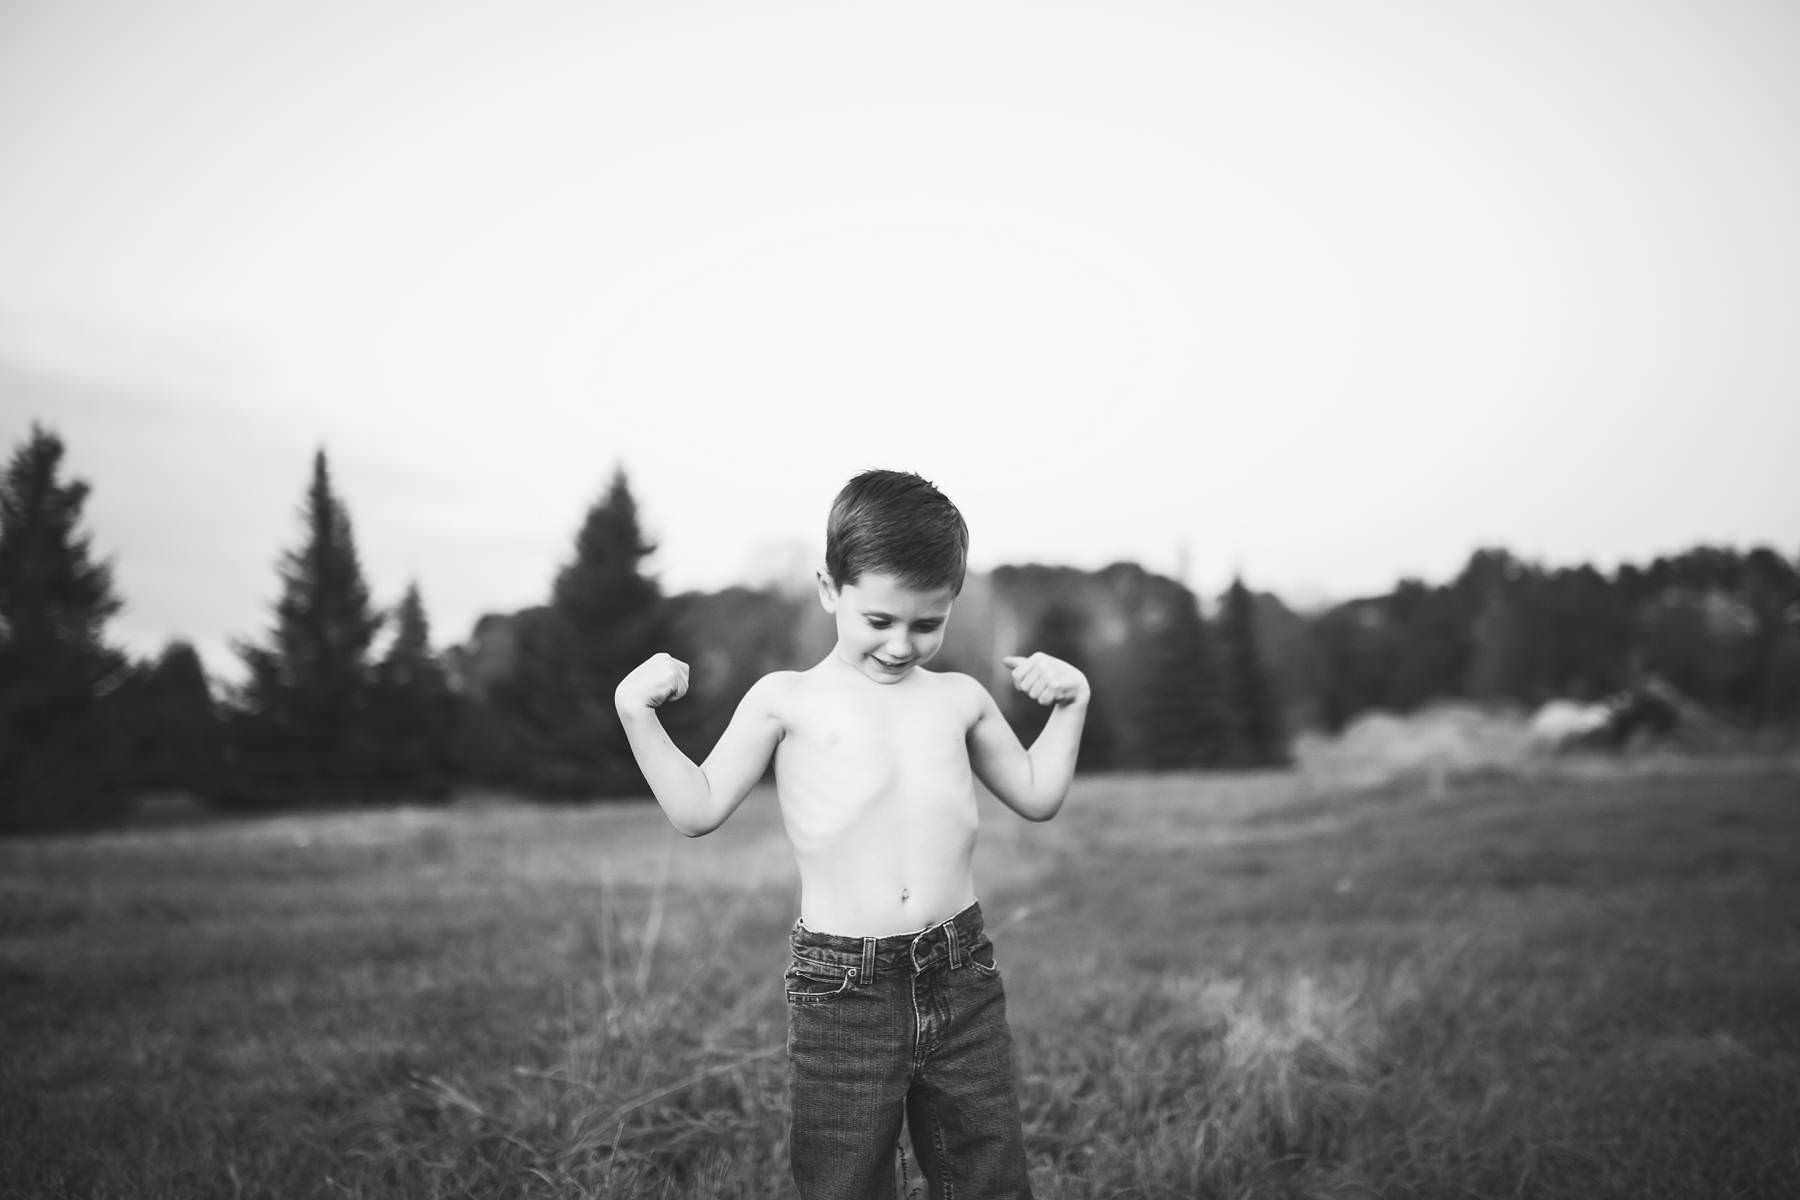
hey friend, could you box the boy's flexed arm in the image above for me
[615,653,783,837]
[967,652,1090,822]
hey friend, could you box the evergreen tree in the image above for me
[367,581,457,801]
[1736,547,1798,721]
[120,640,223,796]
[489,466,664,797]
[1310,596,1408,731]
[1538,565,1630,701]
[1461,549,1531,702]
[0,423,132,831]
[379,582,440,687]
[1382,578,1468,710]
[1218,575,1289,766]
[229,449,384,806]
[1135,585,1234,768]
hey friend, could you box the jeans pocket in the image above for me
[967,937,1000,977]
[785,959,855,1004]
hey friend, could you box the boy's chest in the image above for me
[787,693,972,772]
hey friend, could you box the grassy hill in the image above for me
[4,759,1798,1198]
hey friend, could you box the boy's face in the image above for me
[818,569,956,685]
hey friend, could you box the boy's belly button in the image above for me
[900,887,909,903]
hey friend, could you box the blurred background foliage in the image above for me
[3,422,1797,833]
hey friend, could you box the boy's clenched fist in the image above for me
[615,652,691,711]
[1001,652,1090,708]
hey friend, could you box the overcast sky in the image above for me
[4,0,1797,678]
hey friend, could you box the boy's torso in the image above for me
[769,663,983,938]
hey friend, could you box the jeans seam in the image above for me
[911,968,927,1070]
[932,1107,952,1200]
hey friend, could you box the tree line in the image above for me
[1,428,466,831]
[2,424,757,829]
[1306,546,1800,732]
[3,421,1794,834]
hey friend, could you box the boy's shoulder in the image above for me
[909,669,995,727]
[742,669,803,705]
[934,668,1003,718]
[921,666,989,699]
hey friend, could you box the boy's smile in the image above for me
[818,570,956,685]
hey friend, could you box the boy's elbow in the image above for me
[660,801,722,837]
[670,812,722,837]
[1010,790,1064,822]
[658,779,730,837]
[1033,783,1076,821]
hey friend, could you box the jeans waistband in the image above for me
[790,901,986,979]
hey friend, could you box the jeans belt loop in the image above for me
[860,937,877,983]
[945,918,962,970]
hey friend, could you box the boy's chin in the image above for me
[861,658,918,683]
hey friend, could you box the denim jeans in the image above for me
[785,901,1034,1199]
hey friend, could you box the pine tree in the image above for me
[489,466,664,797]
[1135,584,1234,769]
[367,581,458,801]
[1218,576,1289,766]
[379,582,439,687]
[1742,547,1800,721]
[230,449,384,806]
[1459,548,1531,702]
[118,640,222,796]
[0,423,131,831]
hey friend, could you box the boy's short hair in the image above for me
[825,469,970,594]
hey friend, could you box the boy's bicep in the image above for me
[966,685,1033,811]
[699,676,784,812]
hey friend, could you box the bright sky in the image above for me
[3,0,1797,678]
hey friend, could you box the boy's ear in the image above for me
[816,568,839,613]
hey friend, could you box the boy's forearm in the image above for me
[617,707,717,835]
[1022,698,1088,819]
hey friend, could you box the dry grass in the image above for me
[4,756,1798,1198]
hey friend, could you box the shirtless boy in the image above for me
[614,469,1089,1199]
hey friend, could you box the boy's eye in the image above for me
[865,616,942,632]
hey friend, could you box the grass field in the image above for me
[4,757,1799,1199]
